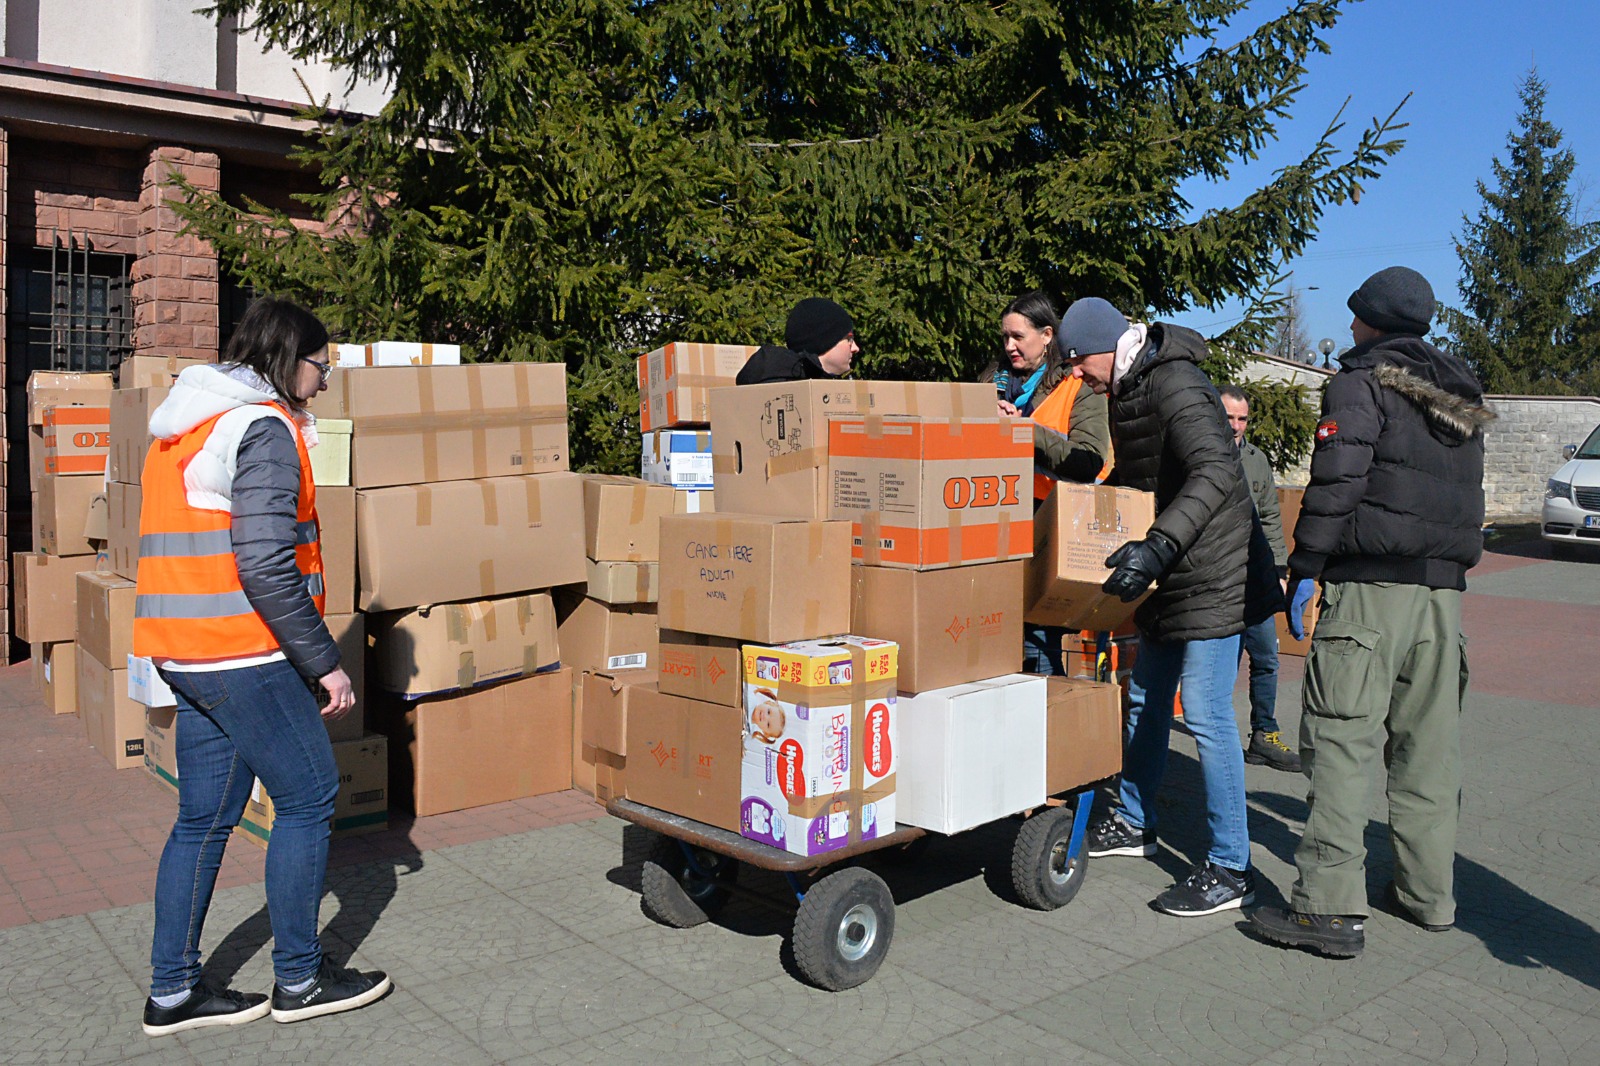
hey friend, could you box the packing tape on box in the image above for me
[764,445,826,479]
[466,367,490,477]
[996,510,1011,561]
[513,369,537,466]
[479,481,500,525]
[635,562,653,603]
[629,484,649,525]
[711,452,737,474]
[948,381,968,432]
[346,406,566,434]
[457,651,477,690]
[524,476,543,527]
[479,558,496,596]
[864,414,884,439]
[445,604,466,643]
[739,585,760,639]
[523,643,539,676]
[415,485,434,526]
[861,511,882,566]
[947,508,963,566]
[666,587,685,627]
[416,372,440,483]
[673,373,727,389]
[481,601,498,643]
[516,594,532,629]
[1094,484,1117,529]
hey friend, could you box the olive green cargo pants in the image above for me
[1291,580,1467,926]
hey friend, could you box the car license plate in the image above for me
[1586,515,1600,529]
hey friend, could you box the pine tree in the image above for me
[181,0,1407,471]
[1441,71,1600,395]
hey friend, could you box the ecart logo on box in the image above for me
[945,615,968,644]
[942,475,1022,509]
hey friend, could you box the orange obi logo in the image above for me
[942,475,1023,509]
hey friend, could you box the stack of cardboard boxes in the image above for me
[637,342,752,514]
[19,370,114,721]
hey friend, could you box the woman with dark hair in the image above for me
[980,290,1112,674]
[135,297,388,1036]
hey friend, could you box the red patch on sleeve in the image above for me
[1316,420,1339,442]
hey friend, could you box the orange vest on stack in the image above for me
[1029,375,1112,499]
[132,403,325,660]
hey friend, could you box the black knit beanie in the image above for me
[784,298,854,355]
[1347,266,1435,336]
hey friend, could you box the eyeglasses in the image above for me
[299,356,333,384]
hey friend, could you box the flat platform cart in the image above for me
[606,789,1095,991]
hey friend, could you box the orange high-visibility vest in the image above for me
[1029,375,1112,498]
[133,402,324,660]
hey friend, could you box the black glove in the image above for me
[1102,531,1179,603]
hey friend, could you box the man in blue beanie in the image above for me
[1064,297,1280,918]
[1247,267,1493,958]
[735,297,858,385]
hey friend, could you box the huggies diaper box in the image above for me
[739,636,898,856]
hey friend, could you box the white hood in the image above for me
[1110,323,1149,395]
[147,363,316,512]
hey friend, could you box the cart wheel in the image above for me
[792,867,895,991]
[1010,806,1089,911]
[640,835,739,928]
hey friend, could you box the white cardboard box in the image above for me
[895,673,1047,834]
[641,430,714,490]
[127,655,177,708]
[331,341,463,367]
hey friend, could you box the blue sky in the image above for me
[1165,0,1600,356]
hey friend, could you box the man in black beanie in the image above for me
[1248,266,1494,959]
[734,297,858,385]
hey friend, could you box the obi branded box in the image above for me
[623,687,744,831]
[41,406,110,475]
[739,637,898,856]
[641,430,714,490]
[1044,676,1122,795]
[355,472,585,611]
[308,363,567,488]
[637,342,757,432]
[1024,483,1156,630]
[657,513,851,644]
[658,629,743,707]
[116,355,208,390]
[368,592,560,698]
[27,370,112,426]
[710,380,996,520]
[896,674,1047,834]
[850,561,1023,694]
[828,415,1033,570]
[581,473,675,561]
[107,387,168,483]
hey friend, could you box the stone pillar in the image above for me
[132,146,221,361]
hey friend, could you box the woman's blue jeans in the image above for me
[149,659,338,996]
[1115,629,1252,871]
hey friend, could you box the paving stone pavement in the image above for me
[2,540,1597,1064]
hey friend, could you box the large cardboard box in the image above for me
[107,387,168,483]
[144,707,178,795]
[41,406,110,476]
[27,370,112,426]
[236,734,390,846]
[331,340,462,367]
[75,570,135,670]
[585,559,657,605]
[378,669,573,816]
[641,430,714,490]
[369,592,559,698]
[1024,483,1157,630]
[657,629,743,707]
[17,553,99,644]
[573,668,652,797]
[739,637,898,855]
[637,342,757,431]
[1277,486,1305,555]
[318,485,356,616]
[308,363,567,488]
[117,355,208,390]
[310,419,352,487]
[850,561,1023,694]
[581,670,658,757]
[1044,676,1122,795]
[324,612,368,743]
[106,480,142,581]
[34,474,103,556]
[356,472,585,611]
[710,380,995,519]
[829,416,1033,570]
[897,674,1047,834]
[623,687,743,832]
[581,474,674,561]
[39,641,78,715]
[78,651,146,769]
[657,513,851,644]
[556,595,658,676]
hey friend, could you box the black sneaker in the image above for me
[142,984,271,1036]
[1382,881,1452,932]
[1153,862,1255,917]
[1247,906,1365,957]
[1086,812,1156,857]
[1245,729,1303,773]
[271,960,391,1023]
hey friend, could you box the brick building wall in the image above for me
[132,146,220,362]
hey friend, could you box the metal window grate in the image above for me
[5,229,133,374]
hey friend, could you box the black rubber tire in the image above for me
[1010,806,1089,911]
[640,835,738,928]
[791,867,895,991]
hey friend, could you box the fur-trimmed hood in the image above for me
[1342,334,1495,440]
[1374,362,1497,439]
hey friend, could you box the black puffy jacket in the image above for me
[734,345,835,386]
[1109,324,1265,642]
[1289,335,1493,590]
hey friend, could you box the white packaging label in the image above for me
[607,653,648,671]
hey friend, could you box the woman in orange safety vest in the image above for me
[136,298,388,1037]
[979,291,1113,674]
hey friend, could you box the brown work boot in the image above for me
[1245,729,1302,773]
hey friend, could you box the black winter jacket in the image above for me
[1289,335,1493,590]
[1109,324,1273,641]
[734,345,836,386]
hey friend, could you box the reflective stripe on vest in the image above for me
[1030,375,1113,498]
[132,402,325,660]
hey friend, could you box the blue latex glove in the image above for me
[1286,576,1316,639]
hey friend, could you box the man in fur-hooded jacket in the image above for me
[1249,267,1495,959]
